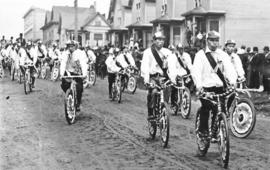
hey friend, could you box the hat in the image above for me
[225,39,236,46]
[206,30,220,39]
[65,40,76,46]
[109,48,114,54]
[168,44,175,50]
[153,31,165,39]
[176,43,183,49]
[114,48,120,53]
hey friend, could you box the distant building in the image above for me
[127,0,156,48]
[41,4,110,47]
[23,7,46,42]
[108,0,133,47]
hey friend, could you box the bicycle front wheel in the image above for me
[181,87,191,119]
[127,76,137,94]
[116,78,122,103]
[24,71,31,94]
[160,106,170,148]
[64,89,76,124]
[229,98,256,138]
[218,112,230,169]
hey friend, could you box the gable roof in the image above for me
[82,12,111,28]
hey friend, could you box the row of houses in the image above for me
[23,0,270,49]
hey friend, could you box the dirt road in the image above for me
[0,77,270,170]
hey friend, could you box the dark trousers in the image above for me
[61,72,83,106]
[108,73,116,95]
[198,87,224,133]
[20,65,35,85]
[171,86,178,107]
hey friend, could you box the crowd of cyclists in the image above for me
[0,29,264,168]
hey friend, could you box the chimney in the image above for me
[89,2,96,14]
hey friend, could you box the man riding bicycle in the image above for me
[141,31,173,120]
[60,40,88,112]
[192,31,237,155]
[168,43,192,112]
[105,48,122,99]
[19,41,37,88]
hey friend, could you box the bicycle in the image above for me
[23,62,35,95]
[111,70,125,103]
[147,77,172,148]
[171,74,192,119]
[84,62,96,88]
[51,59,60,81]
[228,79,256,138]
[122,66,138,94]
[195,87,235,168]
[62,75,85,124]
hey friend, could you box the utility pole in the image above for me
[74,0,78,41]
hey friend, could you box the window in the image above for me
[118,17,121,25]
[173,26,181,46]
[209,20,219,32]
[95,21,101,26]
[94,34,103,41]
[136,2,141,9]
[161,0,167,16]
[194,0,202,7]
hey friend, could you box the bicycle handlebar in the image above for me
[62,75,86,79]
[199,86,235,101]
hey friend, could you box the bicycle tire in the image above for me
[160,106,170,148]
[89,70,96,86]
[64,89,76,124]
[229,98,256,138]
[24,71,31,94]
[195,108,210,156]
[181,87,191,119]
[127,76,137,94]
[117,78,122,103]
[218,112,230,169]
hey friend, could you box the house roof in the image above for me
[181,6,226,17]
[150,15,185,24]
[42,5,98,31]
[126,21,152,28]
[81,12,111,28]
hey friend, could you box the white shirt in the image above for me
[229,53,245,79]
[192,47,237,89]
[141,47,171,84]
[60,49,88,77]
[86,49,96,63]
[176,51,193,72]
[167,53,188,84]
[123,52,136,67]
[105,54,121,73]
[35,45,47,58]
[19,48,33,66]
[116,53,129,68]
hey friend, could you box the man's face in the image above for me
[226,44,235,54]
[68,45,75,53]
[207,38,219,51]
[154,38,165,49]
[178,48,184,54]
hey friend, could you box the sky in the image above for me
[0,0,110,39]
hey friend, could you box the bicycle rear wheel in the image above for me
[181,87,191,119]
[218,112,230,168]
[64,89,76,124]
[229,98,256,138]
[160,106,170,148]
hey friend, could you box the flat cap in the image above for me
[206,30,220,39]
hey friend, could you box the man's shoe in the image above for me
[109,94,112,99]
[196,131,209,156]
